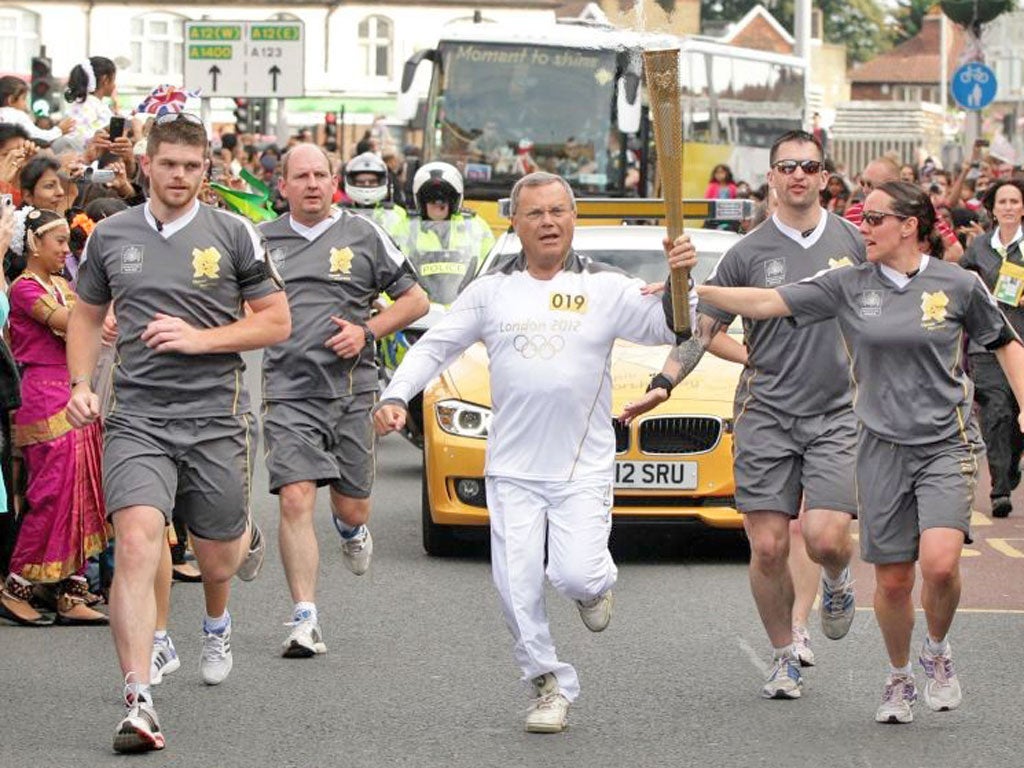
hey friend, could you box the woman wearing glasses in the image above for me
[689,181,1024,725]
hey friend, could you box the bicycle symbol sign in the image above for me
[951,63,998,110]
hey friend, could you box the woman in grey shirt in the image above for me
[690,181,1024,726]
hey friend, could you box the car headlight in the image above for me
[435,400,492,438]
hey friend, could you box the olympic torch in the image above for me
[642,48,690,338]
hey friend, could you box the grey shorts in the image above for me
[262,392,377,498]
[103,412,255,541]
[856,427,980,564]
[732,401,858,518]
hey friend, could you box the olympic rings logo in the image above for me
[512,334,566,360]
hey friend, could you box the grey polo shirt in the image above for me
[76,202,281,417]
[259,209,418,399]
[779,256,1017,444]
[697,211,866,416]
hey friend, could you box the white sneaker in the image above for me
[576,590,613,632]
[875,673,918,724]
[282,616,327,658]
[820,567,856,640]
[150,636,180,685]
[339,525,373,576]
[919,642,962,712]
[525,673,570,733]
[113,696,165,753]
[236,524,266,582]
[200,622,233,685]
[792,626,815,667]
[761,654,802,699]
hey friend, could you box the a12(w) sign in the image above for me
[184,21,305,99]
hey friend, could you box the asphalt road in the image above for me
[3,355,1024,768]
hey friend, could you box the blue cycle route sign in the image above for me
[951,62,998,110]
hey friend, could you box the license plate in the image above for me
[614,461,697,490]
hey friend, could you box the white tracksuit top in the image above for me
[382,251,693,482]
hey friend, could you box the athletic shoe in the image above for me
[150,636,180,685]
[525,673,570,733]
[820,567,856,640]
[338,524,373,576]
[200,623,233,685]
[761,654,802,699]
[991,496,1012,519]
[576,590,613,632]
[875,673,918,724]
[236,523,265,582]
[282,614,327,658]
[113,693,165,753]
[919,642,962,712]
[792,625,816,667]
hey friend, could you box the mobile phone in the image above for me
[108,116,127,140]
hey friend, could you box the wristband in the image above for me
[646,373,674,396]
[70,375,90,387]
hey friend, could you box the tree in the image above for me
[893,0,935,44]
[818,0,892,63]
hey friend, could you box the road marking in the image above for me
[736,636,768,675]
[987,538,1024,558]
[971,510,993,527]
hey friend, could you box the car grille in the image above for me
[638,417,722,454]
[613,419,630,453]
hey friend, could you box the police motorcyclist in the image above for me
[340,151,409,242]
[404,161,496,307]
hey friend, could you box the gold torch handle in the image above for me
[642,48,690,339]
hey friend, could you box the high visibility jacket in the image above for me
[403,211,496,305]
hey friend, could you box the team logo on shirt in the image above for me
[920,291,949,329]
[828,256,853,269]
[857,290,882,317]
[192,247,222,287]
[764,258,786,287]
[120,245,144,274]
[329,247,354,278]
[269,247,287,267]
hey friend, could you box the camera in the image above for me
[83,167,116,184]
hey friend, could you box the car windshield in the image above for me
[573,248,720,285]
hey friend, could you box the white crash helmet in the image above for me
[344,151,389,206]
[412,161,464,218]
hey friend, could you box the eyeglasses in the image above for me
[154,112,204,126]
[861,210,910,226]
[772,159,823,175]
[522,206,572,222]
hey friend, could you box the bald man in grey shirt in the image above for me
[623,131,864,701]
[260,143,427,659]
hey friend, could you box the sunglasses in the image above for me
[772,160,823,175]
[861,210,910,226]
[155,112,204,126]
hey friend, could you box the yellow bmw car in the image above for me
[419,224,745,555]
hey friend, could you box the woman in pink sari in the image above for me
[0,207,108,625]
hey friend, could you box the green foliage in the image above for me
[893,0,934,43]
[700,0,890,64]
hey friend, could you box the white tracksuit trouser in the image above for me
[486,475,617,702]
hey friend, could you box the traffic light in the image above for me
[30,53,56,117]
[324,111,337,152]
[233,98,250,133]
[251,98,268,136]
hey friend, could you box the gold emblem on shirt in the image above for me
[192,247,222,287]
[920,291,949,329]
[330,247,354,275]
[828,256,853,269]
